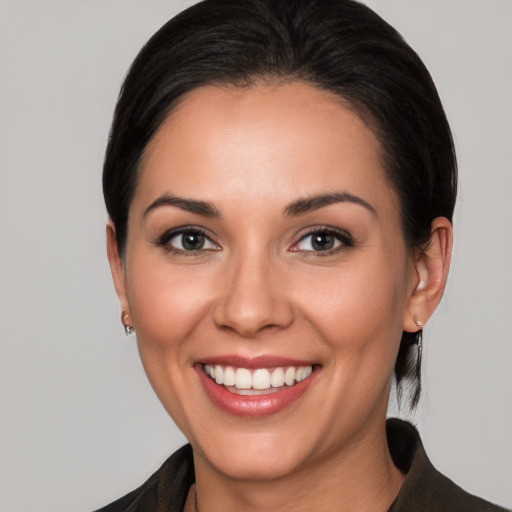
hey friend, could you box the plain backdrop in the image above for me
[0,1,511,511]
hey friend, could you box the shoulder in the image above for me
[93,444,194,512]
[387,419,508,512]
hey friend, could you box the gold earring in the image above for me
[122,312,134,336]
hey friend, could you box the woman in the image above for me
[98,0,507,510]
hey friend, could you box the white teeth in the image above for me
[223,366,236,386]
[270,367,285,387]
[235,368,252,389]
[205,365,215,379]
[252,369,271,390]
[204,364,313,391]
[284,367,295,386]
[214,365,224,385]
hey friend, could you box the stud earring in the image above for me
[122,312,134,336]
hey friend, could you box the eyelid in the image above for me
[290,226,354,253]
[156,225,220,253]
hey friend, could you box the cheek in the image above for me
[127,257,212,340]
[295,255,408,365]
[124,252,217,396]
[123,254,217,430]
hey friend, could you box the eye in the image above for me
[292,228,352,253]
[158,228,219,253]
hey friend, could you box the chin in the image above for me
[193,429,312,481]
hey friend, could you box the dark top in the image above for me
[95,419,508,512]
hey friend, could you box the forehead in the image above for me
[136,82,395,215]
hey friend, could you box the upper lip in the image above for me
[197,354,317,369]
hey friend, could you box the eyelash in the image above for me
[291,227,354,256]
[156,227,219,256]
[155,226,354,256]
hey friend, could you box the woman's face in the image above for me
[112,82,419,480]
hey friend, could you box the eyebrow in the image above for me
[143,194,221,219]
[283,192,376,217]
[143,191,375,219]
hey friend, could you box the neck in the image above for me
[188,420,404,512]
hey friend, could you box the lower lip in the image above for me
[196,366,318,417]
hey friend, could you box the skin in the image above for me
[107,82,452,512]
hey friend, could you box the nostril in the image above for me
[212,299,294,338]
[212,260,294,336]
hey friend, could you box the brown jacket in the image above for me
[95,419,508,512]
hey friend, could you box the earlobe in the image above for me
[403,217,453,333]
[106,222,131,317]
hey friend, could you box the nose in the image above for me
[212,251,294,338]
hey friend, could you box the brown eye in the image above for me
[293,228,353,253]
[158,228,218,253]
[310,232,336,251]
[181,231,206,250]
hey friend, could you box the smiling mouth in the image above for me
[203,364,314,395]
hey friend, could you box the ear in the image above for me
[106,221,131,319]
[403,217,453,333]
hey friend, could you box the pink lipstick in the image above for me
[195,356,319,417]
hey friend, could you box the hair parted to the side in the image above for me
[103,0,457,409]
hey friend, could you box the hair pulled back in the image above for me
[103,0,457,407]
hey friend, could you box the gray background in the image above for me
[0,1,510,510]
